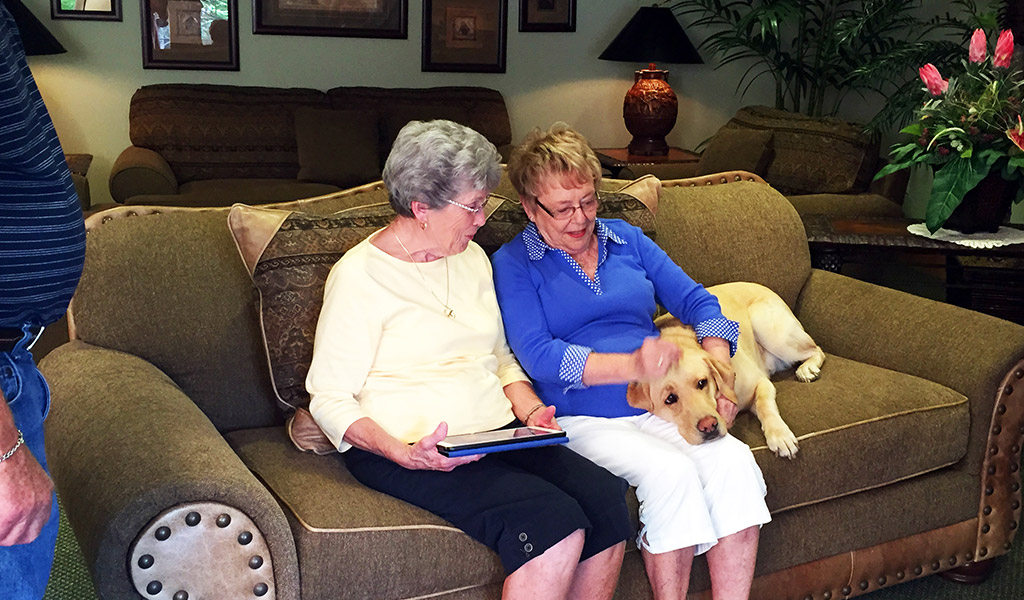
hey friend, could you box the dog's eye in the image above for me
[697,378,708,390]
[665,393,678,405]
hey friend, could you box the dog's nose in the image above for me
[697,416,718,435]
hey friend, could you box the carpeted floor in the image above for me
[43,493,1021,600]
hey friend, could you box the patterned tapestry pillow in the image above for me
[474,175,660,255]
[228,202,395,412]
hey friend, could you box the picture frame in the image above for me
[51,0,122,21]
[141,0,239,70]
[253,0,407,38]
[423,0,507,73]
[519,0,574,32]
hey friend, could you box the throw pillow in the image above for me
[228,202,395,412]
[294,107,382,188]
[696,128,774,177]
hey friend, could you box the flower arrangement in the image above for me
[876,28,1024,233]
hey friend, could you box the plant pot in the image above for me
[942,173,1018,234]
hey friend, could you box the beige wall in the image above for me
[20,0,1022,222]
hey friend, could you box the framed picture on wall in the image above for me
[141,0,239,70]
[253,0,407,38]
[51,0,122,21]
[519,0,574,32]
[423,0,507,72]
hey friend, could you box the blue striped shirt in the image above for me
[0,3,85,328]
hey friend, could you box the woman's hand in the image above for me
[526,405,560,430]
[399,422,482,472]
[631,337,681,381]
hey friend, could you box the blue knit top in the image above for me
[492,219,738,418]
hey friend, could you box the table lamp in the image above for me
[7,0,67,55]
[599,6,702,156]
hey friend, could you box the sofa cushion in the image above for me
[128,84,330,183]
[729,354,969,513]
[786,192,904,219]
[294,108,382,188]
[724,106,879,195]
[326,86,513,166]
[228,203,395,412]
[226,427,507,599]
[696,128,773,177]
[127,179,342,208]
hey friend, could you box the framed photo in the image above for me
[51,0,122,21]
[423,0,507,72]
[141,0,239,70]
[253,0,407,38]
[519,0,574,32]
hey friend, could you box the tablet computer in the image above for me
[436,426,567,457]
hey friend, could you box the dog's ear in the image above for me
[705,357,738,406]
[626,381,653,412]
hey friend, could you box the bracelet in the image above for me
[523,403,546,423]
[0,429,24,463]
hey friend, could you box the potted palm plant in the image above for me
[874,28,1024,232]
[665,0,977,129]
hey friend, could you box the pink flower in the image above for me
[994,30,1014,68]
[1008,115,1024,152]
[969,29,987,63]
[919,64,948,96]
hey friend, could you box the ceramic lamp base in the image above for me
[622,65,677,157]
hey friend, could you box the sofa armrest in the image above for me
[108,146,179,203]
[39,341,299,600]
[795,269,1024,472]
[866,158,910,205]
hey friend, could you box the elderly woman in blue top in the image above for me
[491,124,771,600]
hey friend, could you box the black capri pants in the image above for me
[344,443,633,573]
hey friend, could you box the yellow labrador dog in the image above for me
[626,282,824,458]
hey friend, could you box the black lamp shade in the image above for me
[6,0,67,56]
[599,6,702,65]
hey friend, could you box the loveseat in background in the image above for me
[40,172,1024,600]
[621,106,911,219]
[106,84,513,207]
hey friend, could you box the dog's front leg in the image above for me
[751,378,799,458]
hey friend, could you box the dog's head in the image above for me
[626,348,738,445]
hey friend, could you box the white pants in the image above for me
[559,413,771,555]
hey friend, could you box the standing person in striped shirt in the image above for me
[0,2,85,598]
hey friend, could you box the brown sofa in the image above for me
[107,84,513,207]
[621,106,911,218]
[40,172,1023,600]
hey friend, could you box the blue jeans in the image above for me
[0,324,58,600]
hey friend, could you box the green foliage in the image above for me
[666,0,992,130]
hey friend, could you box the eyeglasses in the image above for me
[444,198,485,214]
[534,194,599,221]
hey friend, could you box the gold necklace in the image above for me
[393,229,455,319]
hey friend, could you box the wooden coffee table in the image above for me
[594,147,700,179]
[803,214,1024,324]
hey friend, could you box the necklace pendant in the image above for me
[445,308,456,319]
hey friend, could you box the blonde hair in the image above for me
[507,123,602,201]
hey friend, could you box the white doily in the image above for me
[906,223,1024,248]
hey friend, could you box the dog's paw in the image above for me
[764,423,799,459]
[795,362,821,382]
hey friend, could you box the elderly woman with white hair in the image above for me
[305,120,632,599]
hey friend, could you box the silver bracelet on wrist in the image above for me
[524,403,546,423]
[0,429,24,463]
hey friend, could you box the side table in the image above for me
[65,153,93,210]
[803,214,1024,324]
[594,147,700,179]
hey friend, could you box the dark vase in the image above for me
[943,173,1018,234]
